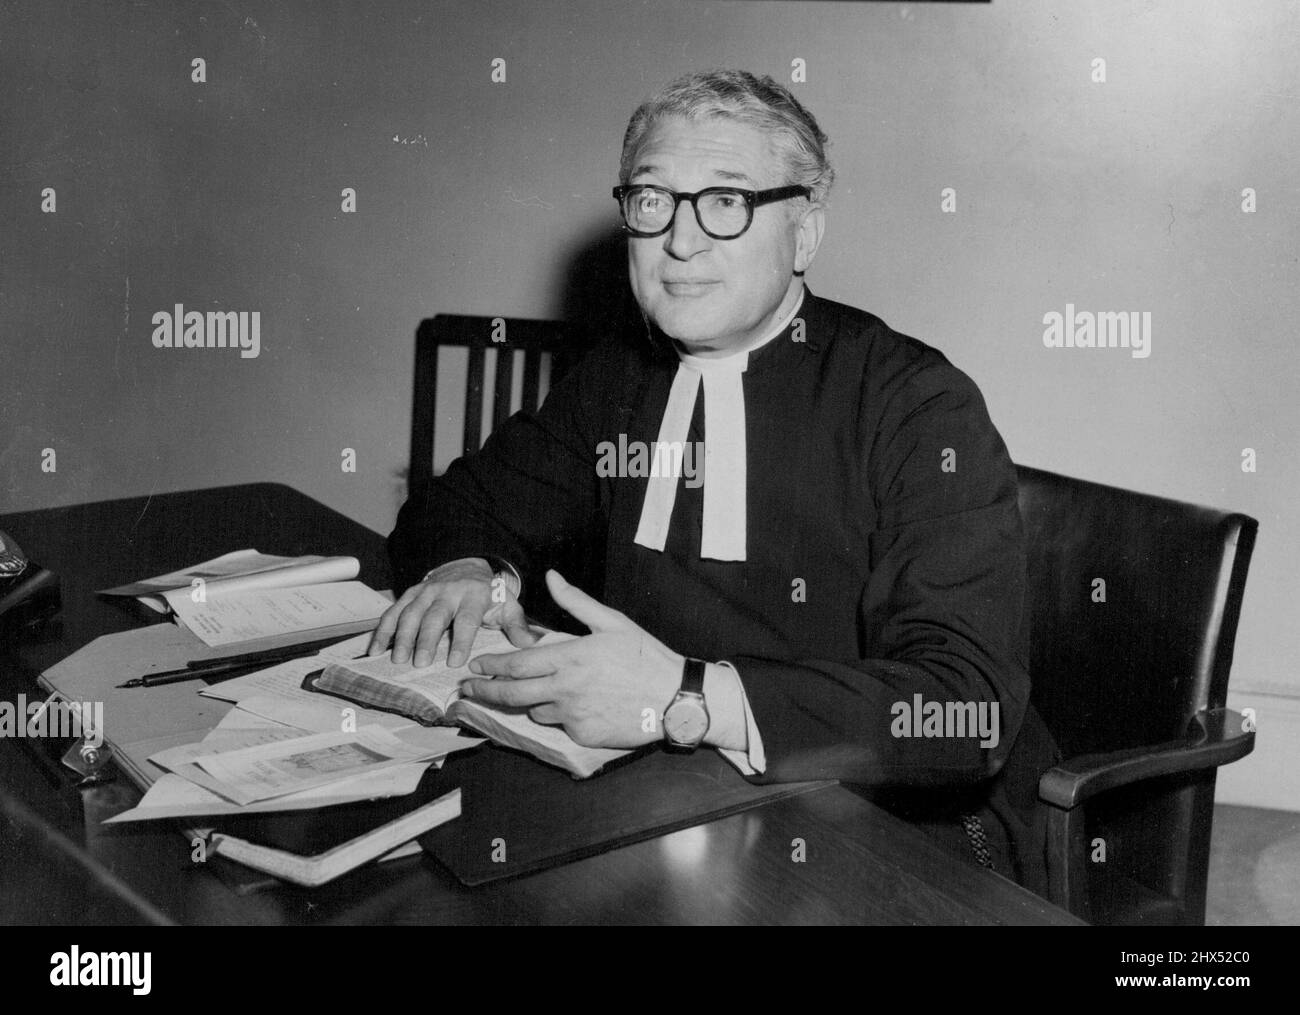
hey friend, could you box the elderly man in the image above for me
[375,70,1058,894]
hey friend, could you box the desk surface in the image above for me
[0,484,1079,925]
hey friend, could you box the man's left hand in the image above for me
[462,570,684,749]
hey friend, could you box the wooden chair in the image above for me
[405,329,1260,924]
[1016,465,1258,925]
[407,314,588,498]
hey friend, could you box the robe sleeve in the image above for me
[728,359,1032,789]
[386,343,616,597]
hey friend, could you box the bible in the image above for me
[303,628,629,779]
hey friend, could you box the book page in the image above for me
[168,581,390,647]
[449,697,628,779]
[313,626,557,715]
[314,637,488,714]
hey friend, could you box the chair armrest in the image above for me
[1039,708,1254,810]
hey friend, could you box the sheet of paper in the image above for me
[99,550,359,609]
[107,708,434,822]
[101,549,304,594]
[167,581,389,647]
[147,556,359,612]
[213,706,296,732]
[189,724,447,805]
[200,638,373,708]
[105,763,433,823]
[150,725,312,768]
[149,725,321,804]
[234,692,410,733]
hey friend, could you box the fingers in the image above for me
[447,603,487,668]
[386,585,438,664]
[468,643,563,679]
[367,585,422,655]
[545,570,631,633]
[527,703,564,726]
[499,603,539,648]
[384,570,495,665]
[407,604,453,667]
[462,673,559,709]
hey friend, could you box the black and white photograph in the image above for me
[0,0,1294,981]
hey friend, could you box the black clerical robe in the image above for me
[390,290,1059,895]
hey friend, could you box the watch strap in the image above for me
[681,657,706,696]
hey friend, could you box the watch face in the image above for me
[664,699,709,745]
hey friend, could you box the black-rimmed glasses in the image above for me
[612,184,811,239]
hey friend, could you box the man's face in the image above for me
[625,115,822,356]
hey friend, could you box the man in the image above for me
[375,70,1058,894]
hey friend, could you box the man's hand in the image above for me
[367,557,535,667]
[462,570,684,749]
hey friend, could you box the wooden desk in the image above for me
[0,484,1079,925]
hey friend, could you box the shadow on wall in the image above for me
[559,225,642,342]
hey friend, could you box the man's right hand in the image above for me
[367,557,536,668]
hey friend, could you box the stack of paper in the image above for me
[150,724,457,807]
[112,634,483,823]
[98,550,392,649]
[102,633,480,887]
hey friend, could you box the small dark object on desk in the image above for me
[0,528,61,638]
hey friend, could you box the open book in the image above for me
[305,628,629,779]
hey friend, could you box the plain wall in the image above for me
[3,1,1297,800]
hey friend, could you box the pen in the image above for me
[116,632,366,688]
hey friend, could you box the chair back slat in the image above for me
[492,348,515,432]
[463,344,486,460]
[521,349,544,413]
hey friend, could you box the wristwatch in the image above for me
[663,658,710,749]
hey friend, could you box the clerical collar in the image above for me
[635,285,806,562]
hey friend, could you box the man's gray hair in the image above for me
[619,69,835,206]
